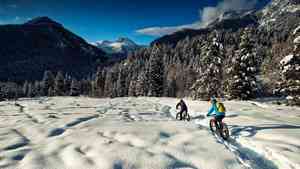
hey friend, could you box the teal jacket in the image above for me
[207,103,225,117]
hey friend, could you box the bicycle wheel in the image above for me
[183,112,190,121]
[220,123,230,140]
[186,113,190,121]
[176,112,180,120]
[209,119,217,132]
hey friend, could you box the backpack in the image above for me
[216,102,226,113]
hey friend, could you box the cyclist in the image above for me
[176,99,188,120]
[207,97,226,129]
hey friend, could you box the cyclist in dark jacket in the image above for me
[176,99,188,120]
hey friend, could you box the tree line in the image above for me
[1,27,299,105]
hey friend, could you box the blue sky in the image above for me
[0,0,269,45]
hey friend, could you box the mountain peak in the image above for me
[93,37,141,54]
[24,16,63,27]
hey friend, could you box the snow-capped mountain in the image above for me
[93,37,141,54]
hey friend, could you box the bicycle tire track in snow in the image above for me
[191,116,279,169]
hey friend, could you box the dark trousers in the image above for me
[215,115,225,129]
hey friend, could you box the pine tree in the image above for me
[54,71,65,96]
[0,86,4,101]
[23,81,29,97]
[34,81,43,97]
[135,71,147,96]
[128,75,137,97]
[165,79,177,97]
[94,70,106,97]
[116,69,127,97]
[81,79,92,96]
[147,46,164,97]
[64,74,72,96]
[42,70,55,96]
[191,34,225,100]
[48,87,54,97]
[70,79,80,96]
[226,28,258,100]
[27,83,34,97]
[275,30,300,105]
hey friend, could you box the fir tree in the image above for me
[94,70,106,97]
[34,81,43,97]
[70,79,80,96]
[135,71,147,96]
[42,70,55,96]
[147,46,164,97]
[48,87,54,97]
[226,28,258,100]
[64,74,72,96]
[54,71,65,96]
[275,30,300,105]
[191,34,225,100]
[128,76,137,97]
[23,81,29,97]
[116,69,127,97]
[27,83,34,97]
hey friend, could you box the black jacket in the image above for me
[176,100,188,112]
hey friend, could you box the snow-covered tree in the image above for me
[128,75,137,97]
[226,28,258,100]
[275,27,300,106]
[23,81,29,97]
[116,69,127,97]
[191,34,225,100]
[70,79,80,96]
[48,87,54,97]
[42,70,55,96]
[64,74,72,96]
[94,70,106,97]
[34,81,44,97]
[147,46,164,97]
[135,71,148,96]
[54,71,65,96]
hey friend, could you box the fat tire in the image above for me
[220,123,230,140]
[209,119,217,133]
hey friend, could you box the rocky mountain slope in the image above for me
[0,17,107,83]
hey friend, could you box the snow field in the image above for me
[0,96,299,169]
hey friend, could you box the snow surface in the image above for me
[0,97,299,169]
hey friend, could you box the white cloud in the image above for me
[136,22,201,36]
[136,0,259,37]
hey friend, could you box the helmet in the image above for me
[210,97,217,103]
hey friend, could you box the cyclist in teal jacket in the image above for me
[207,98,225,128]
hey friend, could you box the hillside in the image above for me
[0,17,107,83]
